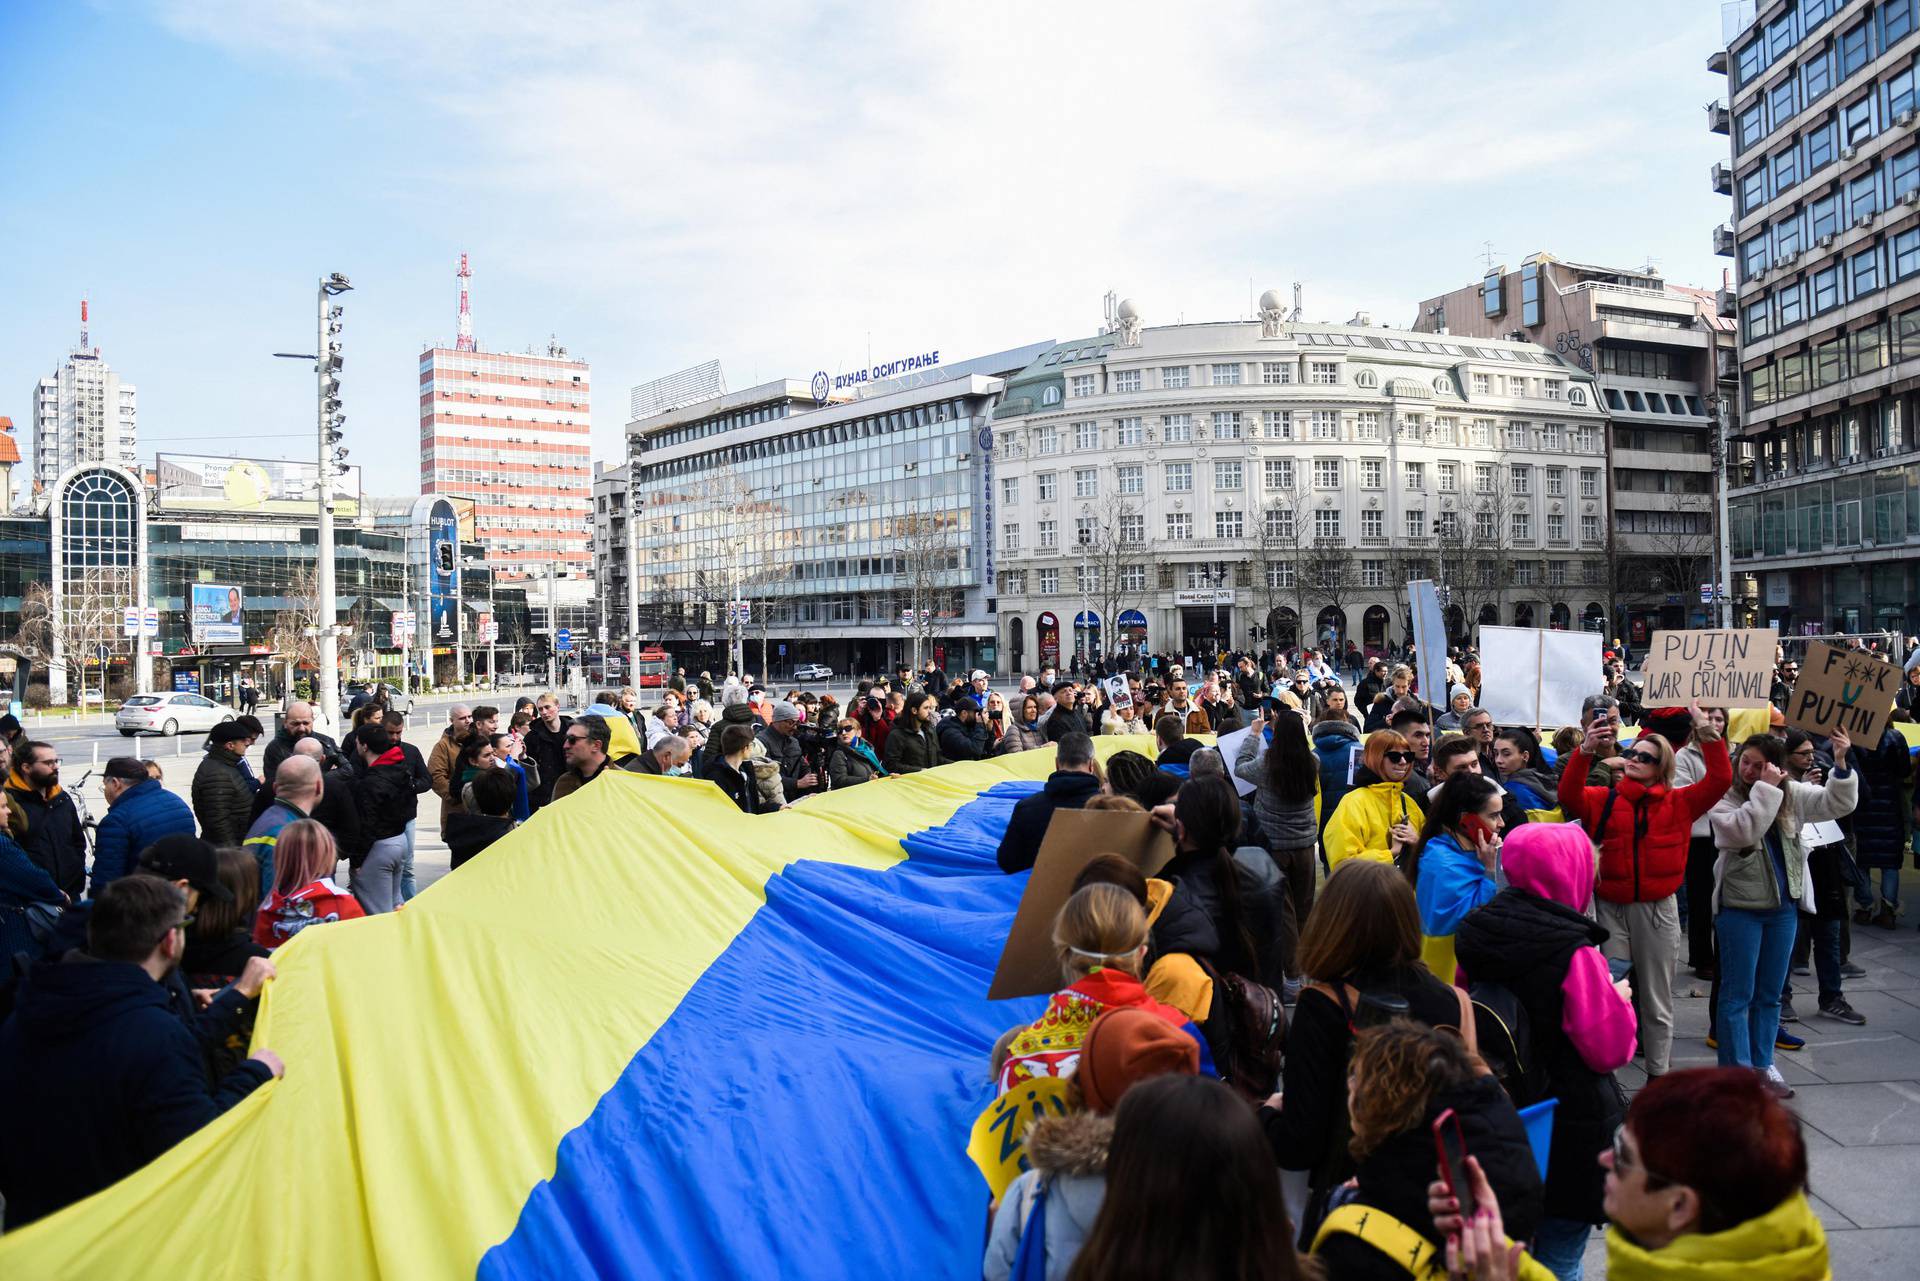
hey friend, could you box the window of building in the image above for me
[1474,462,1495,493]
[1211,363,1242,386]
[1075,563,1098,592]
[1509,463,1531,495]
[1483,272,1504,315]
[1843,93,1875,147]
[1213,411,1243,440]
[1848,168,1880,221]
[1216,510,1244,539]
[1263,410,1293,440]
[1002,570,1026,594]
[1472,372,1491,394]
[1812,264,1842,313]
[1548,512,1566,542]
[1544,379,1563,401]
[1038,519,1058,548]
[1897,226,1920,280]
[1038,427,1060,455]
[1310,410,1339,439]
[1476,510,1496,539]
[1740,166,1768,213]
[1112,369,1141,393]
[1439,461,1459,492]
[1360,558,1386,587]
[1804,46,1835,105]
[1120,513,1145,544]
[1070,374,1097,398]
[1116,416,1143,446]
[1002,477,1018,505]
[1314,459,1341,488]
[1360,509,1384,539]
[1163,414,1193,443]
[1120,563,1146,591]
[1811,191,1840,240]
[1039,568,1059,594]
[1262,361,1293,385]
[1405,508,1426,539]
[1737,103,1765,152]
[1471,418,1493,446]
[1521,262,1542,327]
[1265,458,1295,489]
[1545,466,1566,496]
[1769,78,1799,132]
[1513,561,1537,586]
[1512,511,1532,541]
[1074,420,1099,450]
[1003,522,1020,550]
[1166,512,1193,540]
[1214,460,1243,490]
[1074,467,1098,498]
[1840,21,1871,79]
[1888,0,1916,44]
[1356,411,1381,440]
[1502,421,1529,450]
[1165,461,1192,492]
[1582,513,1601,543]
[1037,472,1056,501]
[1405,461,1424,490]
[1117,463,1144,495]
[1851,245,1881,297]
[1579,467,1601,498]
[1360,459,1383,488]
[1309,361,1340,385]
[1808,117,1838,171]
[1075,516,1098,547]
[1777,280,1805,327]
[1314,509,1342,540]
[1266,562,1295,587]
[1162,366,1190,390]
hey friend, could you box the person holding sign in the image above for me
[1558,702,1729,1079]
[1707,730,1858,1095]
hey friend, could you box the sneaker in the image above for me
[1775,1026,1806,1052]
[1819,999,1867,1025]
[1840,961,1867,979]
[1764,1065,1795,1099]
[1780,997,1800,1023]
[1791,962,1812,977]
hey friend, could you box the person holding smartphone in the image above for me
[1407,772,1506,985]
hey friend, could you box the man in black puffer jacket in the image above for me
[995,733,1102,873]
[936,696,992,762]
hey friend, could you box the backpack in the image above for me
[1468,980,1548,1107]
[1194,957,1286,1103]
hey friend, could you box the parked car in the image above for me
[793,663,834,682]
[116,692,236,737]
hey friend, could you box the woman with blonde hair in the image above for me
[1323,730,1425,869]
[995,882,1200,1094]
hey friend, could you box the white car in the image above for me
[792,663,833,682]
[116,692,235,737]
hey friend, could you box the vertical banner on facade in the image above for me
[428,500,459,645]
[1406,579,1448,703]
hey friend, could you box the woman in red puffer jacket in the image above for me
[1557,700,1729,1078]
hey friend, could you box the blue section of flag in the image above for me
[478,781,1047,1280]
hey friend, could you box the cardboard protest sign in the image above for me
[988,810,1176,1001]
[1640,629,1776,708]
[1216,724,1258,798]
[966,1075,1073,1199]
[1407,579,1449,705]
[1475,626,1603,729]
[1785,642,1900,742]
[1801,819,1846,849]
[1103,675,1133,712]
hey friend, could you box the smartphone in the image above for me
[1460,814,1497,846]
[1432,1108,1478,1220]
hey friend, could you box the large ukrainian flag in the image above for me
[0,752,1069,1278]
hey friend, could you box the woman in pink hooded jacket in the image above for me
[1454,821,1638,1280]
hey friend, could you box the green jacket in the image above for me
[1708,770,1857,912]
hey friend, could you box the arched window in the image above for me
[1354,369,1379,389]
[50,466,142,704]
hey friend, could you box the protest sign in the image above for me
[1640,628,1776,708]
[1801,819,1846,849]
[966,1075,1073,1199]
[988,810,1176,1001]
[1785,641,1900,742]
[1217,724,1258,798]
[1475,626,1603,729]
[1103,675,1133,712]
[1407,580,1449,704]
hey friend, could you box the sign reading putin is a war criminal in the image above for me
[1640,628,1777,708]
[1785,642,1901,742]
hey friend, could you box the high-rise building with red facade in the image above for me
[418,257,591,579]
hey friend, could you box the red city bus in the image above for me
[633,646,672,689]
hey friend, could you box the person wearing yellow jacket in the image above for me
[1323,730,1425,869]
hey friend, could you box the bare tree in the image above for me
[1255,471,1312,650]
[267,565,328,698]
[1301,535,1356,648]
[894,509,961,674]
[1627,494,1716,611]
[16,569,134,707]
[1083,494,1150,663]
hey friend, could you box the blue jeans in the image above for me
[1716,901,1798,1069]
[1530,1216,1592,1281]
[1856,866,1900,909]
[401,817,418,901]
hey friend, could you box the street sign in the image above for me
[122,607,140,637]
[778,643,787,656]
[143,606,159,635]
[556,628,573,653]
[596,625,609,644]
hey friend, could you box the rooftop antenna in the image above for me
[78,297,89,352]
[1639,254,1662,277]
[455,253,476,352]
[1478,241,1503,273]
[1103,290,1118,334]
[1287,282,1304,322]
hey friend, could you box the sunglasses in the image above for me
[1622,749,1661,765]
[1383,751,1414,764]
[563,733,590,744]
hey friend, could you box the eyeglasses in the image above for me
[563,733,589,744]
[1622,749,1661,765]
[1611,1125,1673,1187]
[172,914,195,932]
[1383,751,1414,764]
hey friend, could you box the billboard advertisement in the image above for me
[155,454,361,516]
[428,499,459,646]
[191,583,244,644]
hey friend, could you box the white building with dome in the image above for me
[987,293,1613,669]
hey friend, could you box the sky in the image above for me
[0,0,1734,490]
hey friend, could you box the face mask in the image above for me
[668,764,692,777]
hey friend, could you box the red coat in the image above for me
[1557,739,1731,904]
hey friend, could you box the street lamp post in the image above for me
[1077,529,1092,672]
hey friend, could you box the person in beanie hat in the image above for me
[1638,706,1696,754]
[937,694,992,762]
[137,834,236,909]
[984,1006,1201,1281]
[756,701,820,799]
